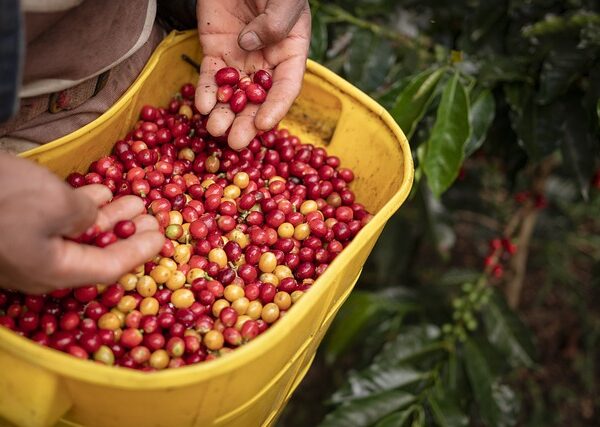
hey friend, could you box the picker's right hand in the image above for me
[0,154,164,294]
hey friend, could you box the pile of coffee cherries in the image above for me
[214,67,272,113]
[0,82,372,370]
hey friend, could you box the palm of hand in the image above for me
[195,0,310,149]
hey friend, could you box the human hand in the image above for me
[195,0,311,149]
[0,155,165,294]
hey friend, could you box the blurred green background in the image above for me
[277,1,600,426]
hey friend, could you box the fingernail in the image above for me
[239,31,262,51]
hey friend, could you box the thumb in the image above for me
[238,0,307,51]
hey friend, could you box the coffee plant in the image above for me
[279,1,600,426]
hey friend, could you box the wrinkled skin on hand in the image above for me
[0,154,164,294]
[195,0,311,150]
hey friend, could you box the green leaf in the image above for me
[374,407,416,427]
[428,394,468,427]
[330,363,429,403]
[464,89,495,156]
[325,291,400,364]
[423,73,471,197]
[344,29,396,93]
[376,325,442,365]
[560,99,596,200]
[504,84,562,160]
[464,339,520,427]
[390,68,446,139]
[319,390,416,427]
[537,45,590,105]
[482,292,536,368]
[309,8,328,62]
[377,76,412,111]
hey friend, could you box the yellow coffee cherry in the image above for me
[208,248,228,269]
[159,257,178,271]
[233,172,249,189]
[150,265,171,284]
[174,244,192,264]
[277,222,294,239]
[259,252,277,273]
[171,289,195,309]
[274,292,292,311]
[136,275,157,297]
[300,200,318,215]
[224,185,241,199]
[117,295,137,313]
[231,297,250,315]
[261,303,280,323]
[246,301,263,320]
[293,223,310,241]
[118,273,138,291]
[166,270,186,290]
[94,345,114,365]
[98,313,120,330]
[204,330,224,351]
[150,349,170,370]
[178,104,193,119]
[224,285,245,302]
[139,297,159,315]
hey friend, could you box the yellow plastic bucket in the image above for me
[0,30,413,427]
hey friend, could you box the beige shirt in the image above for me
[20,0,156,97]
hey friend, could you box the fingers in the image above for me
[53,230,165,287]
[238,0,307,51]
[133,214,159,233]
[196,56,228,115]
[95,195,146,231]
[207,103,236,137]
[55,184,107,237]
[228,104,260,150]
[74,184,113,206]
[255,54,306,130]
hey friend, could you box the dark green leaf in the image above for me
[377,76,412,111]
[464,339,519,427]
[376,325,442,365]
[428,394,468,427]
[504,84,563,160]
[423,73,471,197]
[537,46,590,105]
[476,55,532,86]
[559,100,597,200]
[325,291,402,364]
[465,89,495,156]
[330,363,429,403]
[390,68,446,139]
[482,291,536,368]
[319,390,416,427]
[344,29,396,93]
[309,8,328,62]
[374,407,416,427]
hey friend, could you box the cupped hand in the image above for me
[195,0,311,150]
[0,155,165,294]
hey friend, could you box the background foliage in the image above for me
[278,0,600,426]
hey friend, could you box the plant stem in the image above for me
[311,1,432,50]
